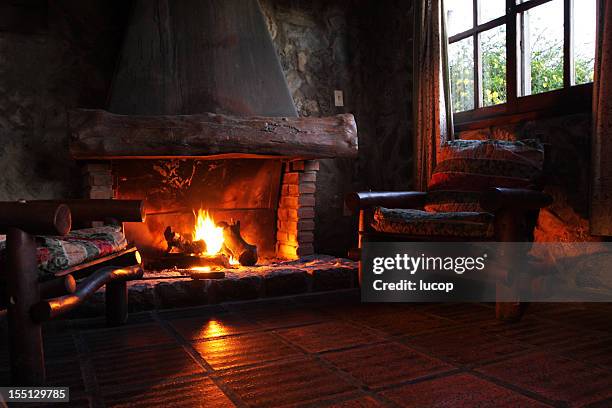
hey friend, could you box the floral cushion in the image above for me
[426,139,544,212]
[0,226,127,281]
[372,207,494,238]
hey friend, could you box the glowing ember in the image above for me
[191,266,212,272]
[193,209,224,255]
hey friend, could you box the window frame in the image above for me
[449,0,593,132]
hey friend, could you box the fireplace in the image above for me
[68,0,357,273]
[77,157,324,267]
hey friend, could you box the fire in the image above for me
[193,209,224,255]
[192,209,242,266]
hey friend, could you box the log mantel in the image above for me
[69,109,358,160]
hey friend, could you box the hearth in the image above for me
[67,0,358,273]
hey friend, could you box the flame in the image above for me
[193,209,224,255]
[229,256,240,266]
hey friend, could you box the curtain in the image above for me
[413,0,454,191]
[590,0,612,236]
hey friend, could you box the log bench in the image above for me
[0,200,145,385]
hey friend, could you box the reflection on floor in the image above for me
[2,290,612,407]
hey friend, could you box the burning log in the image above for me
[164,226,206,254]
[218,220,258,266]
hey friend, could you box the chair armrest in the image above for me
[0,202,71,235]
[36,199,145,223]
[480,188,552,212]
[31,264,143,322]
[345,191,427,211]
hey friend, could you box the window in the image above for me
[446,0,596,129]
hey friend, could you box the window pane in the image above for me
[479,0,505,24]
[449,37,475,112]
[574,0,596,84]
[446,0,474,37]
[481,25,507,107]
[519,0,564,96]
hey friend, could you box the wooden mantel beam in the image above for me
[69,109,358,160]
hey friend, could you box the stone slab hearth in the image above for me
[75,255,357,317]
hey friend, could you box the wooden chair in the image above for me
[0,200,145,385]
[346,138,554,322]
[346,188,552,321]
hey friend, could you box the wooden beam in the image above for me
[69,109,358,160]
[0,202,71,236]
[37,200,145,223]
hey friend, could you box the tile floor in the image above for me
[2,289,612,407]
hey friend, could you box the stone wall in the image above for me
[0,1,128,200]
[261,0,415,255]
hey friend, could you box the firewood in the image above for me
[148,253,231,270]
[186,270,226,280]
[218,220,258,266]
[164,226,206,254]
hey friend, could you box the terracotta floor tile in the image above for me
[477,351,612,407]
[557,336,612,368]
[424,303,496,323]
[323,396,387,407]
[219,357,357,407]
[354,310,456,336]
[481,317,604,350]
[323,342,453,389]
[11,398,92,408]
[531,304,612,333]
[239,306,330,329]
[325,303,414,322]
[381,373,550,407]
[42,331,78,361]
[193,332,302,370]
[83,323,176,353]
[44,359,88,399]
[103,377,235,408]
[169,313,261,340]
[92,345,204,391]
[277,321,385,353]
[403,327,528,366]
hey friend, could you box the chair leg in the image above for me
[494,210,530,322]
[105,281,128,326]
[357,210,366,287]
[6,228,46,385]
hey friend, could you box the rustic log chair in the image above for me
[346,139,553,322]
[0,199,145,385]
[346,188,552,321]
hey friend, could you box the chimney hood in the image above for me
[68,0,357,160]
